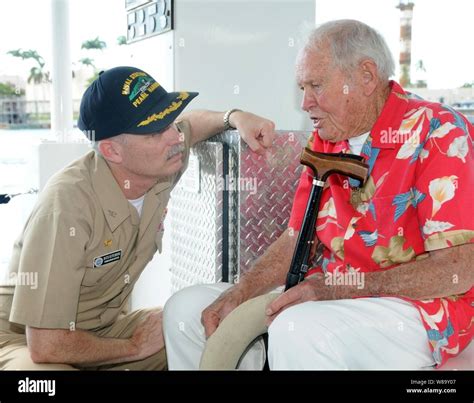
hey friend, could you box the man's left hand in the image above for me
[230,111,275,155]
[264,274,339,326]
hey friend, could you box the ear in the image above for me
[99,140,123,164]
[359,59,379,96]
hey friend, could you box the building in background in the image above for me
[397,0,415,87]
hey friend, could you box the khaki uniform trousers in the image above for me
[0,308,166,371]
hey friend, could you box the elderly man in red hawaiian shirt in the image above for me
[164,19,473,369]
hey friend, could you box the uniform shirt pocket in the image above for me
[82,250,124,287]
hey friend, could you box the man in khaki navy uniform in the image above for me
[0,66,275,370]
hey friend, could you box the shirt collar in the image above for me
[348,131,370,155]
[370,80,410,149]
[88,151,173,233]
[90,152,132,232]
[151,179,172,195]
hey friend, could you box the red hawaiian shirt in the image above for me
[288,81,474,367]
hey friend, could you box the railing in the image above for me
[0,98,81,129]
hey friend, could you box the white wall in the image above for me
[130,0,315,310]
[173,0,315,131]
[130,216,173,309]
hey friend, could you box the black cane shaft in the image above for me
[284,148,369,291]
[285,179,324,291]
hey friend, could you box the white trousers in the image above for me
[163,283,435,370]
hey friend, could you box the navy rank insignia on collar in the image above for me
[93,250,122,268]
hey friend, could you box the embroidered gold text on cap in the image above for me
[137,92,190,127]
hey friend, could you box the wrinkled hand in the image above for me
[130,310,165,361]
[201,288,246,338]
[265,274,338,326]
[230,111,275,155]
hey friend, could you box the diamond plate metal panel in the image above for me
[168,142,223,293]
[236,131,309,280]
[168,130,310,290]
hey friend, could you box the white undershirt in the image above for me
[348,132,370,156]
[128,195,146,217]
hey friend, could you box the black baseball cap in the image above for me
[78,66,198,141]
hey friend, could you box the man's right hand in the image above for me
[129,310,165,361]
[201,288,246,338]
[201,229,298,338]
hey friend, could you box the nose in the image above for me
[301,89,316,112]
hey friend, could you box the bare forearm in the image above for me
[363,243,474,300]
[27,327,138,366]
[179,110,226,146]
[237,229,297,299]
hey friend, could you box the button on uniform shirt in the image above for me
[0,120,191,335]
[288,81,474,367]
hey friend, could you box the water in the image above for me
[0,129,56,192]
[0,129,62,278]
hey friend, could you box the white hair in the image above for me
[303,19,395,81]
[91,134,128,155]
[91,141,100,154]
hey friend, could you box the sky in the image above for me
[0,0,473,89]
[315,0,474,88]
[0,0,125,82]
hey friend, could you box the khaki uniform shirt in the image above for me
[0,120,191,336]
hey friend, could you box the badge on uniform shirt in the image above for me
[93,249,122,268]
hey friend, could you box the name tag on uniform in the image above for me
[93,250,122,268]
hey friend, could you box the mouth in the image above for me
[167,143,185,160]
[311,117,322,130]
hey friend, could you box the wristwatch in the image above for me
[223,108,242,131]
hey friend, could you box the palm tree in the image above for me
[79,57,99,86]
[117,36,127,46]
[81,37,107,51]
[8,49,45,67]
[79,57,96,70]
[415,60,426,73]
[7,49,50,84]
[414,59,427,88]
[7,48,51,112]
[27,66,49,84]
[80,37,107,87]
[79,38,107,87]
